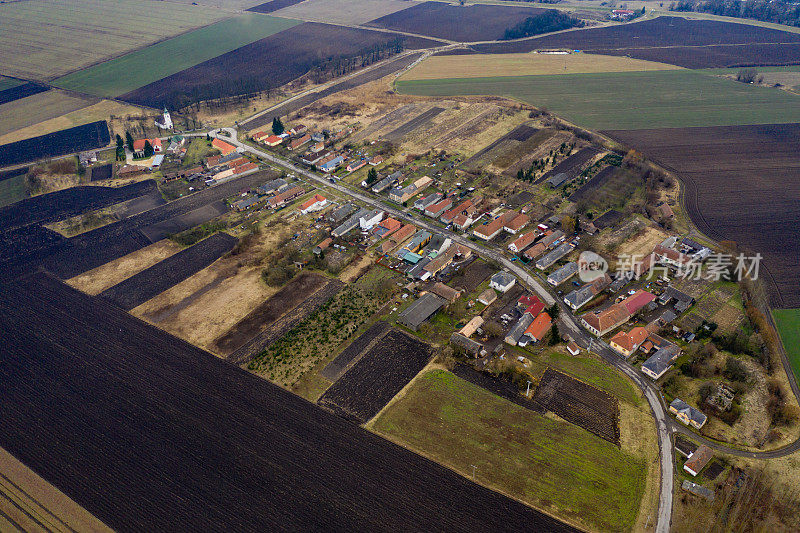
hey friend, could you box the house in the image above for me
[319,154,345,172]
[459,316,484,337]
[609,326,649,357]
[567,341,581,356]
[232,196,260,211]
[301,150,329,165]
[503,213,530,234]
[450,332,484,356]
[657,202,674,219]
[430,282,462,304]
[309,142,325,153]
[211,138,236,155]
[621,290,656,315]
[359,209,384,231]
[425,198,453,219]
[547,262,578,286]
[399,230,432,257]
[641,343,681,380]
[477,288,497,306]
[261,134,283,147]
[490,271,516,293]
[371,174,397,193]
[414,193,443,211]
[389,176,433,203]
[288,134,311,151]
[225,156,249,169]
[385,224,416,249]
[132,138,162,157]
[564,273,611,310]
[535,242,574,270]
[313,237,332,255]
[441,199,475,225]
[398,293,447,331]
[422,235,451,257]
[346,159,367,172]
[268,186,304,208]
[422,245,458,279]
[632,253,657,280]
[505,313,534,346]
[289,124,307,135]
[452,212,475,231]
[369,155,384,165]
[523,242,547,261]
[683,446,714,477]
[299,194,327,215]
[373,217,402,239]
[659,286,695,313]
[581,303,631,337]
[653,244,692,268]
[509,231,538,254]
[669,398,708,429]
[256,178,288,196]
[519,312,551,346]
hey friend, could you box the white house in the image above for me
[489,271,516,293]
[359,209,384,231]
[299,194,327,215]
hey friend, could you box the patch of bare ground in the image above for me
[67,239,183,295]
[595,215,663,269]
[619,401,660,533]
[338,252,373,283]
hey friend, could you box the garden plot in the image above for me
[320,321,391,381]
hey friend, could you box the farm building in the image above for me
[398,293,447,331]
[659,286,695,313]
[232,196,261,211]
[653,244,692,268]
[459,316,484,337]
[509,231,538,253]
[682,481,714,501]
[423,244,458,279]
[429,282,462,304]
[408,257,433,280]
[541,230,566,249]
[567,341,581,355]
[132,138,162,157]
[150,154,164,168]
[518,312,552,347]
[212,138,236,155]
[641,344,681,380]
[450,332,484,356]
[564,273,611,310]
[547,172,569,188]
[369,155,384,165]
[314,238,332,255]
[547,262,578,286]
[300,195,328,214]
[359,209,384,231]
[490,271,516,293]
[669,399,708,429]
[503,213,530,234]
[609,327,649,357]
[347,159,367,172]
[683,446,714,477]
[581,302,630,337]
[268,186,305,208]
[505,313,534,346]
[535,242,574,270]
[333,208,370,237]
[477,288,497,306]
[257,178,288,196]
[327,203,355,224]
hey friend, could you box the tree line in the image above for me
[501,11,584,40]
[670,0,800,27]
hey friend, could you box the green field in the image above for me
[371,369,646,532]
[0,77,24,92]
[396,69,800,130]
[54,13,300,97]
[0,174,28,208]
[773,308,800,387]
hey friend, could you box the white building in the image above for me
[489,271,516,293]
[359,209,384,231]
[155,107,173,130]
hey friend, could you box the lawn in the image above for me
[773,308,800,387]
[396,69,800,130]
[53,13,300,97]
[371,369,647,533]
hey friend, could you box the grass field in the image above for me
[773,308,800,387]
[397,69,800,130]
[0,174,28,208]
[54,13,300,97]
[402,53,682,81]
[0,77,24,91]
[0,90,96,137]
[0,0,228,80]
[371,369,647,533]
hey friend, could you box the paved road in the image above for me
[212,127,672,532]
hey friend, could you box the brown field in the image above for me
[271,0,414,25]
[605,123,800,308]
[0,90,97,138]
[67,239,184,295]
[0,0,227,80]
[402,52,682,81]
[0,99,145,145]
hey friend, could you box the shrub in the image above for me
[723,357,749,382]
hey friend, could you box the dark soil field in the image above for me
[366,1,546,42]
[218,273,344,364]
[532,368,620,445]
[90,163,112,181]
[703,460,725,480]
[0,273,575,532]
[99,233,238,310]
[593,209,625,230]
[0,120,110,167]
[0,166,28,183]
[318,329,433,423]
[507,190,536,208]
[382,106,445,142]
[247,51,424,128]
[568,165,616,203]
[321,320,391,381]
[0,82,48,105]
[450,258,494,293]
[473,16,800,67]
[536,147,600,184]
[604,123,800,308]
[0,180,155,232]
[122,24,439,110]
[247,0,304,13]
[451,363,543,412]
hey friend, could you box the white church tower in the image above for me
[156,107,173,130]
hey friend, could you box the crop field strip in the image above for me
[0,83,48,106]
[0,0,229,80]
[90,164,112,182]
[53,13,301,98]
[0,90,100,139]
[0,273,575,532]
[321,321,391,381]
[588,42,800,69]
[0,120,110,167]
[532,368,620,445]
[269,0,415,25]
[535,147,601,184]
[461,124,538,171]
[318,329,433,423]
[773,308,800,386]
[247,0,306,13]
[605,123,800,308]
[592,209,625,230]
[0,77,23,92]
[382,107,445,142]
[568,165,616,203]
[451,363,544,412]
[99,233,238,311]
[121,23,439,110]
[226,279,344,365]
[366,1,547,42]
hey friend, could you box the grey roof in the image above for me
[400,230,433,257]
[547,172,569,188]
[414,192,442,211]
[491,271,516,288]
[642,345,680,378]
[232,196,260,209]
[564,284,596,309]
[450,333,483,355]
[371,175,396,193]
[332,207,370,237]
[505,313,534,345]
[681,237,703,252]
[659,286,694,305]
[408,257,432,279]
[682,481,714,501]
[541,229,565,248]
[548,262,578,285]
[256,178,288,196]
[671,398,707,426]
[535,242,573,270]
[328,203,355,224]
[398,293,446,330]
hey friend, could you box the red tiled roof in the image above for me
[622,290,656,315]
[524,312,552,341]
[300,194,326,210]
[133,138,161,151]
[212,138,236,155]
[504,213,530,232]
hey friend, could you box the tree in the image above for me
[483,321,504,339]
[548,323,560,345]
[547,303,560,319]
[125,131,134,152]
[143,140,154,158]
[272,117,284,135]
[115,134,125,161]
[366,167,378,185]
[560,215,577,234]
